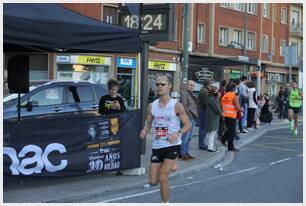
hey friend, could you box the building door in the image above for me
[117,68,135,110]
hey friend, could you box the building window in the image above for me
[103,6,118,24]
[197,24,205,43]
[281,8,287,24]
[280,39,286,56]
[261,35,269,53]
[247,3,256,14]
[246,32,256,50]
[233,3,244,11]
[272,38,275,55]
[263,3,269,17]
[219,27,229,46]
[220,3,243,11]
[220,3,230,8]
[233,30,242,46]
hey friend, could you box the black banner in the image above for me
[3,110,141,177]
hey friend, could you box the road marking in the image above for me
[252,144,299,152]
[298,154,303,157]
[267,142,302,145]
[270,158,292,165]
[100,167,258,203]
[264,136,302,140]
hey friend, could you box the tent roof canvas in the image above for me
[4,3,140,53]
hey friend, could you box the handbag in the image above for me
[237,111,243,119]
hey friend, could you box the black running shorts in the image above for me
[150,145,180,163]
[289,106,300,114]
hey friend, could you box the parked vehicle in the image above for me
[4,81,108,119]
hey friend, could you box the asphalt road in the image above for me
[94,125,303,203]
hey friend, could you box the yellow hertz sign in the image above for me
[149,61,171,71]
[77,56,106,65]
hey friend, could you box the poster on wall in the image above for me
[3,110,141,177]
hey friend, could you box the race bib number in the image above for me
[156,127,168,140]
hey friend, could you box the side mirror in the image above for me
[26,102,33,112]
[26,100,38,112]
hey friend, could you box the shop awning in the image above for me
[189,56,258,67]
[4,3,141,53]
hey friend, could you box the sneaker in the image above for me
[289,120,294,130]
[207,149,218,153]
[186,154,195,159]
[293,128,298,135]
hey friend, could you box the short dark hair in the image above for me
[107,79,118,90]
[240,75,247,81]
[234,79,240,86]
[221,80,227,87]
[226,81,236,92]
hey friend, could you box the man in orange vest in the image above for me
[220,81,242,152]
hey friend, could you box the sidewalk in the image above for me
[3,118,301,203]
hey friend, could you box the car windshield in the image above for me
[3,86,38,104]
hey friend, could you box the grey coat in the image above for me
[205,95,222,132]
[180,87,198,120]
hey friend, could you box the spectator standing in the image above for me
[220,81,242,152]
[283,84,290,119]
[277,86,284,119]
[239,76,249,132]
[197,79,211,150]
[218,80,227,138]
[99,79,126,115]
[206,86,223,152]
[246,81,258,129]
[179,80,198,160]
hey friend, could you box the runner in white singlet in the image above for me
[140,75,191,203]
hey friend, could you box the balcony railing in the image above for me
[290,24,303,34]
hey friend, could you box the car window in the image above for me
[29,87,64,106]
[67,86,94,103]
[94,85,108,100]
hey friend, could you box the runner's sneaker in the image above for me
[289,120,294,130]
[293,128,298,136]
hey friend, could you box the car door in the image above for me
[65,85,98,113]
[20,86,65,117]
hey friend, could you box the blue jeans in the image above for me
[180,118,196,155]
[242,103,248,128]
[198,108,207,148]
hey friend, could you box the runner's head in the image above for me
[156,75,172,97]
[291,81,297,89]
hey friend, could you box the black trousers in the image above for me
[221,117,236,150]
[247,108,256,128]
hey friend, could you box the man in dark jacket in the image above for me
[197,79,211,150]
[180,80,198,159]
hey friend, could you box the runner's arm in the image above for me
[140,103,153,139]
[175,102,191,134]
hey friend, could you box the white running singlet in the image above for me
[151,98,181,149]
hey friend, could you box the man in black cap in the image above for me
[197,79,211,150]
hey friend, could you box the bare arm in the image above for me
[167,102,191,144]
[139,103,154,139]
[233,95,242,111]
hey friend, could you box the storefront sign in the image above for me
[70,55,111,66]
[149,60,176,71]
[3,110,142,177]
[117,57,136,69]
[56,56,70,63]
[195,68,214,82]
